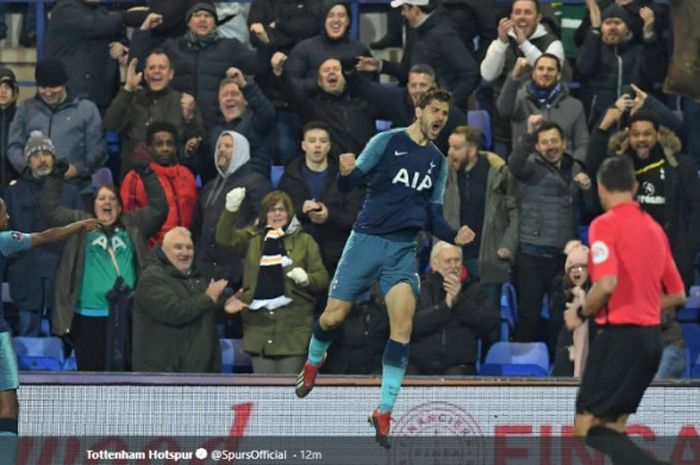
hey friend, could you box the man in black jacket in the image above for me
[410,241,498,376]
[351,64,465,154]
[575,2,666,128]
[46,0,126,113]
[272,53,388,159]
[247,0,324,53]
[284,1,373,95]
[358,0,479,110]
[5,132,82,336]
[587,107,700,288]
[278,121,364,277]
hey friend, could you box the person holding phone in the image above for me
[279,121,364,278]
[576,0,666,129]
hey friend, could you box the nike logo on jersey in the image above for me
[394,150,408,156]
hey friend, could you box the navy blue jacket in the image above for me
[5,171,82,310]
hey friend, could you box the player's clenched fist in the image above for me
[339,153,356,176]
[454,225,476,246]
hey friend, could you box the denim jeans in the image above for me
[654,344,686,379]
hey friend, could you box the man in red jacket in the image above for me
[121,121,197,247]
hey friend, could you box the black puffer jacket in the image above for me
[576,31,666,128]
[248,0,324,52]
[46,0,125,109]
[278,69,385,159]
[285,1,373,95]
[382,7,480,109]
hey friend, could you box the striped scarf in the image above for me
[249,227,293,311]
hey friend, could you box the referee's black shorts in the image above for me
[576,325,662,422]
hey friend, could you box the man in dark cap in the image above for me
[576,0,666,128]
[574,0,667,48]
[7,58,107,199]
[128,0,273,133]
[0,67,20,190]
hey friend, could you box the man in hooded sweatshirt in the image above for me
[120,122,198,247]
[191,130,271,295]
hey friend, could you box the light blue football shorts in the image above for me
[329,231,420,302]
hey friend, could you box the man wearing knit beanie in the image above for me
[186,1,217,23]
[24,131,56,178]
[576,0,665,129]
[599,3,633,45]
[4,127,82,337]
[34,58,69,108]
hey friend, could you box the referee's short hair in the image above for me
[597,156,636,193]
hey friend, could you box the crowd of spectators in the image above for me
[0,0,697,378]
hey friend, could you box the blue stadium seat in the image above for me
[232,338,252,373]
[91,167,114,192]
[13,336,65,372]
[500,282,518,341]
[63,351,77,371]
[691,353,700,378]
[220,338,253,373]
[220,338,236,373]
[480,342,550,377]
[680,323,700,378]
[270,165,284,189]
[105,130,121,158]
[375,120,392,132]
[467,110,492,150]
[17,356,63,371]
[678,286,700,322]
